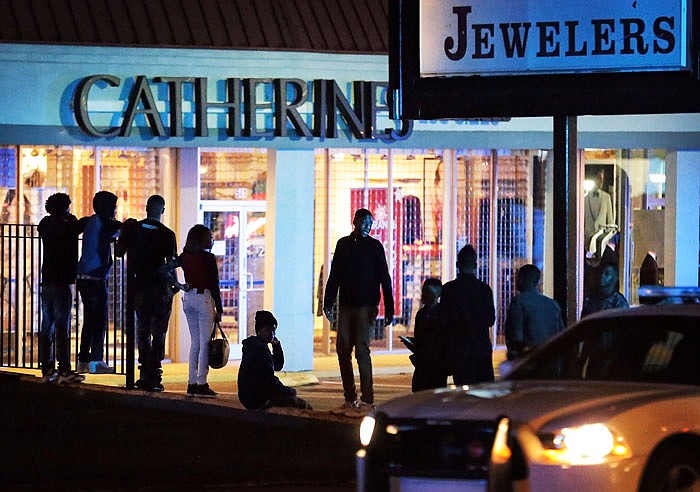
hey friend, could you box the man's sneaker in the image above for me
[194,383,218,398]
[330,400,360,415]
[358,402,376,414]
[186,384,197,397]
[89,361,115,374]
[76,362,90,374]
[42,369,59,383]
[143,382,164,392]
[58,371,85,384]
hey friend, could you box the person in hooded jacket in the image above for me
[237,310,311,410]
[76,191,121,374]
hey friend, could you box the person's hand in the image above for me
[323,307,334,322]
[384,314,394,326]
[271,336,281,347]
[214,311,222,323]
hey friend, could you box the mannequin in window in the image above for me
[584,169,614,252]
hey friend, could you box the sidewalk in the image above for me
[1,349,507,388]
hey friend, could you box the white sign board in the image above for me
[420,0,690,77]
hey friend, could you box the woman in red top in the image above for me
[179,224,223,398]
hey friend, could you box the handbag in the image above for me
[208,321,230,369]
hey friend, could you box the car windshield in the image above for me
[507,314,700,386]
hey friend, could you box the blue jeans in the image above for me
[40,283,73,374]
[182,289,216,385]
[77,278,108,363]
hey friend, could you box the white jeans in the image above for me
[183,289,216,385]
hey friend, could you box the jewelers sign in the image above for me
[420,0,690,77]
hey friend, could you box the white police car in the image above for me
[357,290,700,492]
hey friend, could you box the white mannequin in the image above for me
[584,170,614,250]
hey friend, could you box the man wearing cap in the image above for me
[323,208,394,414]
[441,244,496,385]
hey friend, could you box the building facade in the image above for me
[1,2,699,371]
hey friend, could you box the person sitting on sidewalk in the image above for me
[237,311,311,411]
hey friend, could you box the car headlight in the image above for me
[359,416,376,446]
[540,423,632,465]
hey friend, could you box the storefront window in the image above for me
[314,148,446,353]
[456,149,545,345]
[0,147,17,223]
[99,148,162,222]
[1,145,174,368]
[583,149,668,306]
[199,149,267,200]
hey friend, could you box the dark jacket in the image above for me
[411,303,449,392]
[505,290,565,356]
[77,214,121,280]
[115,218,177,292]
[323,233,394,317]
[38,213,82,284]
[581,291,629,318]
[237,336,293,410]
[441,272,496,384]
[412,304,448,370]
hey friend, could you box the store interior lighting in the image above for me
[649,173,666,184]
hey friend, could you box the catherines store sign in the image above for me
[73,75,412,141]
[420,0,690,77]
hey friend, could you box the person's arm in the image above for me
[168,229,178,259]
[271,338,285,372]
[376,242,394,325]
[322,239,343,319]
[248,343,286,394]
[77,216,89,234]
[114,218,136,257]
[206,253,223,318]
[483,286,496,327]
[554,301,566,333]
[504,296,524,352]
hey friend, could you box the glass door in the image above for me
[201,203,266,359]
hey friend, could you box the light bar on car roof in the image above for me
[638,286,700,304]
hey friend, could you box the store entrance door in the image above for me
[200,203,266,359]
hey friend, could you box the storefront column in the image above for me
[264,149,315,371]
[552,116,584,325]
[175,147,200,363]
[664,151,700,286]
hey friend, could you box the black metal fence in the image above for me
[0,224,129,375]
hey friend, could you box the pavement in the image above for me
[1,350,507,421]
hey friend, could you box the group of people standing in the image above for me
[38,190,303,408]
[39,192,173,389]
[322,209,497,414]
[39,195,630,411]
[323,208,630,413]
[39,191,222,396]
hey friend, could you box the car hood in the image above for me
[376,380,693,430]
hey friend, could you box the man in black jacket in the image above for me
[323,208,394,414]
[441,244,496,385]
[115,195,177,392]
[38,193,85,384]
